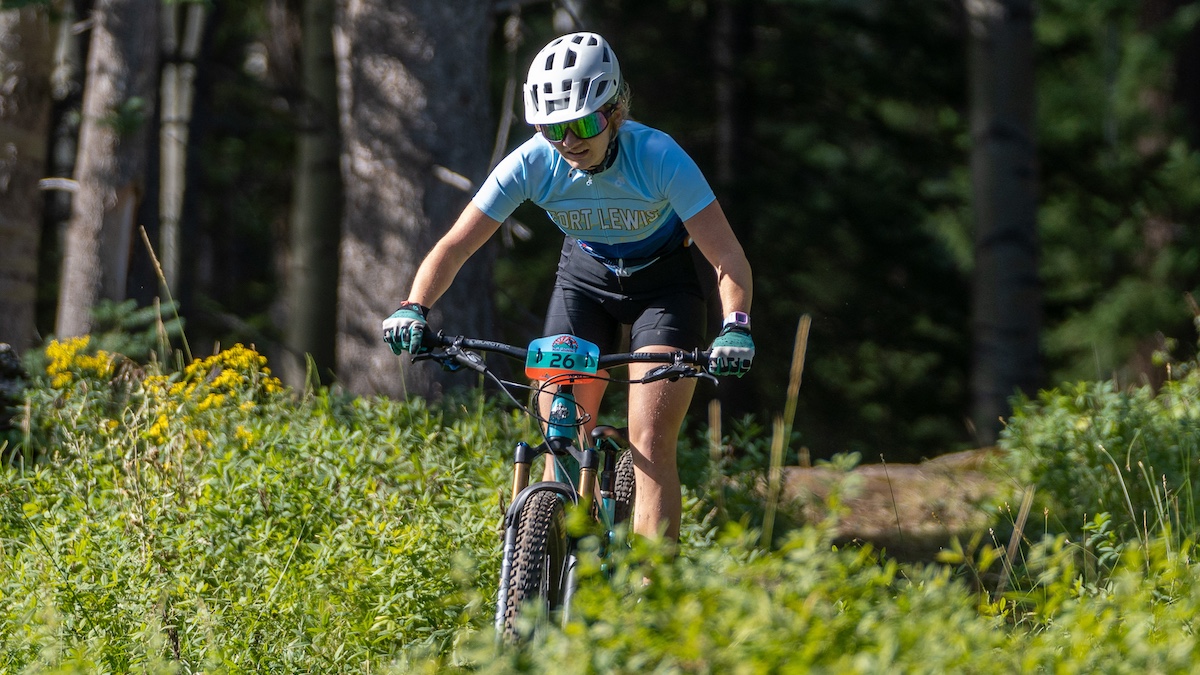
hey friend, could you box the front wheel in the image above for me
[498,490,570,641]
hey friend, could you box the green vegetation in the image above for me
[1003,318,1200,547]
[5,337,1200,672]
[2,338,513,672]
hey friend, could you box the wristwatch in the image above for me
[723,311,751,330]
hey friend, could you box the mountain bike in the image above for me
[414,331,714,640]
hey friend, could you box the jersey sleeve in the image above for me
[654,135,716,221]
[471,140,536,222]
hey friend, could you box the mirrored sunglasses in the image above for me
[536,109,610,142]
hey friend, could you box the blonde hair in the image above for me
[607,82,633,132]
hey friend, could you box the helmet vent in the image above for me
[544,54,555,70]
[602,47,611,63]
[576,80,590,111]
[571,35,584,44]
[595,80,610,99]
[564,50,577,69]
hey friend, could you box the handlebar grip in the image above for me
[420,329,448,351]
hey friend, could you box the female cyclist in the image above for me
[383,32,754,545]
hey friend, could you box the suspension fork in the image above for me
[510,383,595,502]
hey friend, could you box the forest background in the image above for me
[2,0,1200,464]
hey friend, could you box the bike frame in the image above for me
[498,382,626,624]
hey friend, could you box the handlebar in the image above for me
[417,331,715,384]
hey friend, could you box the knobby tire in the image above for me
[501,489,570,641]
[613,450,635,525]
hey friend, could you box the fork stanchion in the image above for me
[578,445,599,514]
[512,442,535,500]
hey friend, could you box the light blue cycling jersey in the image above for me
[472,121,716,276]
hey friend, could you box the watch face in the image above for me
[725,311,750,329]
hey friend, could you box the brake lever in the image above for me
[411,350,461,372]
[449,346,488,373]
[641,364,678,382]
[642,362,713,384]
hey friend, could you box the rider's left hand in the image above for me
[708,325,755,377]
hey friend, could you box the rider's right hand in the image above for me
[382,302,431,355]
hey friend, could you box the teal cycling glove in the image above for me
[382,302,430,355]
[708,314,755,377]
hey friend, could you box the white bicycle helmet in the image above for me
[524,32,622,125]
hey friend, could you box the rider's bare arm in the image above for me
[683,200,753,317]
[407,204,503,308]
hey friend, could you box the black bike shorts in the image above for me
[543,237,715,354]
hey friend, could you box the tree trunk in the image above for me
[56,0,158,338]
[334,0,494,398]
[966,0,1041,446]
[0,5,54,349]
[712,0,750,214]
[711,0,759,418]
[553,0,584,32]
[1177,7,1200,143]
[281,0,343,388]
[159,1,206,296]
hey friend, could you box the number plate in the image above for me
[525,334,600,381]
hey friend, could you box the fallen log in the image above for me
[775,448,1013,562]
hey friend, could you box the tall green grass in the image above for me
[1002,367,1200,544]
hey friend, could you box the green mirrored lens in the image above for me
[539,123,569,141]
[570,112,606,139]
[538,111,608,142]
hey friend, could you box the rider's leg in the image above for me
[538,376,608,481]
[627,347,698,543]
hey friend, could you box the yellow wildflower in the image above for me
[191,428,212,448]
[45,336,112,388]
[235,425,258,449]
[146,413,170,445]
[211,368,243,390]
[144,343,283,414]
[197,393,226,412]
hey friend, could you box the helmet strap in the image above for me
[581,132,620,176]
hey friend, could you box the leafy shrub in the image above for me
[88,299,186,363]
[1001,369,1200,540]
[403,524,1200,674]
[1,341,519,672]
